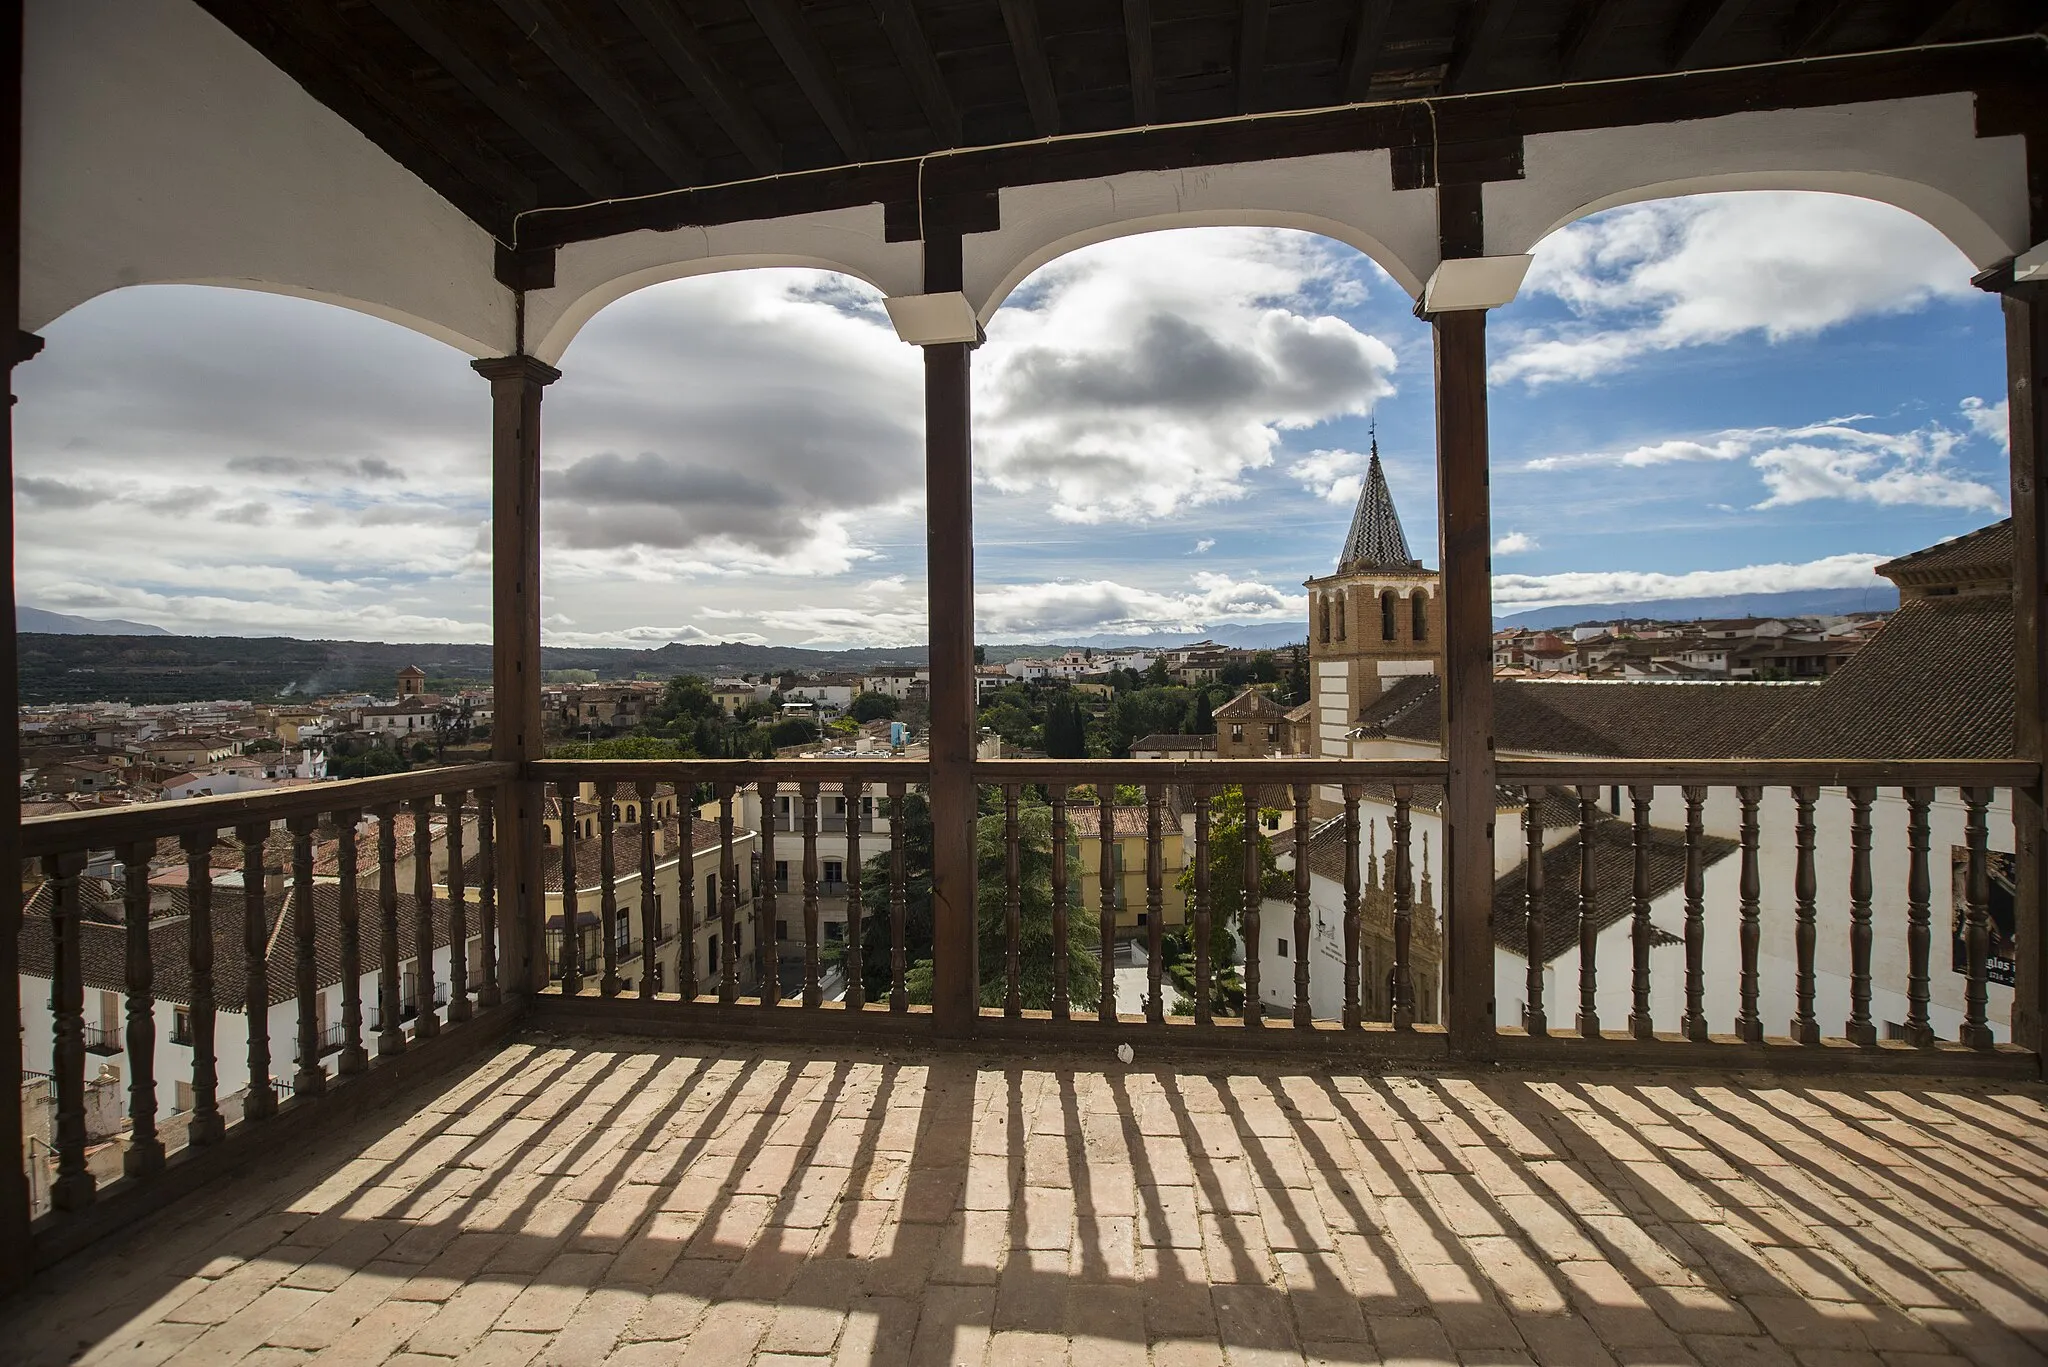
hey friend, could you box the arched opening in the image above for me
[1412,592,1428,643]
[1380,591,1397,642]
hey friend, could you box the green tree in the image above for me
[769,717,820,748]
[1187,690,1215,736]
[1169,785,1286,1016]
[649,675,717,736]
[1219,659,1252,688]
[548,736,689,760]
[330,744,408,780]
[1105,686,1194,755]
[1251,650,1280,684]
[850,691,899,722]
[1043,694,1088,758]
[1144,657,1170,687]
[857,796,1101,1012]
[1285,648,1309,705]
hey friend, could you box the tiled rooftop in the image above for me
[4,1036,2045,1366]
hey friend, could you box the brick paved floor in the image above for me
[5,1034,2047,1366]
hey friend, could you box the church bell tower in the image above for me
[1302,434,1441,765]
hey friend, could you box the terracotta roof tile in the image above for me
[1492,823,1735,963]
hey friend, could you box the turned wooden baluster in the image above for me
[1292,782,1312,1027]
[475,793,499,1009]
[446,790,470,1023]
[637,780,658,998]
[596,780,620,997]
[558,783,581,996]
[759,778,780,1005]
[1902,786,1935,1046]
[672,784,696,1001]
[1522,786,1547,1036]
[45,850,94,1209]
[376,804,407,1050]
[1342,784,1361,1030]
[1391,785,1414,1030]
[1734,786,1763,1042]
[1193,786,1213,1027]
[239,822,278,1119]
[1791,785,1820,1045]
[1243,784,1264,1028]
[719,783,739,1004]
[1961,786,1994,1048]
[1845,785,1876,1046]
[334,810,368,1073]
[1147,783,1166,1025]
[801,780,822,1009]
[1050,784,1070,1020]
[120,838,164,1178]
[1573,786,1600,1039]
[1629,785,1654,1041]
[843,779,864,1011]
[1681,787,1708,1043]
[288,814,325,1097]
[1098,784,1117,1025]
[410,798,440,1038]
[888,781,908,1012]
[1004,783,1023,1018]
[180,831,225,1144]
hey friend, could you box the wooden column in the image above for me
[922,230,979,1035]
[1431,183,1497,1059]
[474,355,559,997]
[2005,279,2046,1054]
[0,0,31,1289]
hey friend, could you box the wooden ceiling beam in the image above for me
[266,2,538,218]
[998,0,1061,137]
[1786,0,1859,56]
[367,0,623,198]
[1124,0,1156,123]
[1446,0,1520,94]
[872,0,963,146]
[1914,0,1974,42]
[1237,0,1271,114]
[1342,0,1393,101]
[1667,0,1750,69]
[1558,0,1627,80]
[613,0,781,174]
[489,0,701,185]
[745,0,868,161]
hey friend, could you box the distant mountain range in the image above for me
[1492,586,1899,631]
[19,606,170,636]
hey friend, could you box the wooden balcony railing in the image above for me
[526,755,2038,1076]
[19,752,2038,1276]
[14,761,518,1267]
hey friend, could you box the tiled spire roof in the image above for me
[1339,434,1420,572]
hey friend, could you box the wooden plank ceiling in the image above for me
[195,0,2048,243]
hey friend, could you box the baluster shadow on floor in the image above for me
[1,1032,2044,1366]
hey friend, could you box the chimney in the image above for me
[265,863,287,900]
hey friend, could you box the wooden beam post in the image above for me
[0,0,27,1291]
[474,354,560,999]
[1431,183,1497,1060]
[922,231,980,1035]
[2006,281,2046,1056]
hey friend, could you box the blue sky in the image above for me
[10,191,2011,647]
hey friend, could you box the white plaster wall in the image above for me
[1486,94,2032,267]
[23,0,512,355]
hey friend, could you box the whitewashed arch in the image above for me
[524,207,923,364]
[1485,93,2032,268]
[966,151,1439,319]
[25,0,512,357]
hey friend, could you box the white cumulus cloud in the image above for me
[1495,192,1976,388]
[1493,531,1539,555]
[1492,553,1892,611]
[977,230,1397,522]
